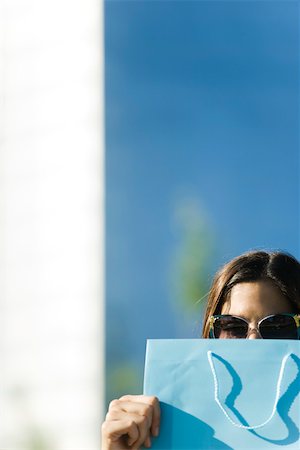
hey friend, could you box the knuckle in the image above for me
[141,405,153,420]
[139,415,149,426]
[101,421,110,436]
[149,395,158,405]
[108,399,119,411]
[135,416,150,444]
[141,404,152,416]
[105,411,115,421]
[127,419,136,431]
[119,394,133,400]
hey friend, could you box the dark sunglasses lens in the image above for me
[214,317,248,339]
[259,315,298,339]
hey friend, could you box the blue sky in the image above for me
[105,0,299,395]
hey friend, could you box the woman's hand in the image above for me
[101,395,161,450]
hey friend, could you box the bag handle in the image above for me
[207,350,291,430]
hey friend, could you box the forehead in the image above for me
[221,280,294,319]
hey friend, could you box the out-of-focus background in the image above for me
[105,0,299,406]
[0,0,299,448]
[0,0,103,449]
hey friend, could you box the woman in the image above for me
[101,250,300,450]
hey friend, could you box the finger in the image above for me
[106,409,149,428]
[119,395,161,436]
[124,413,150,448]
[109,398,150,414]
[110,400,152,427]
[102,418,139,444]
[147,397,160,437]
[106,410,151,449]
[144,434,152,448]
[129,422,149,449]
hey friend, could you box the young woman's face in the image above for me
[220,280,294,339]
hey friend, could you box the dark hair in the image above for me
[202,250,300,338]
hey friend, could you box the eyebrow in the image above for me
[224,313,249,321]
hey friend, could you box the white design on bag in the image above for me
[207,350,291,430]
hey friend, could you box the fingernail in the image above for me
[154,427,159,437]
[145,436,152,447]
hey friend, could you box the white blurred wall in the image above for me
[0,1,104,449]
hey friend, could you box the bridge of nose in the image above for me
[247,327,262,339]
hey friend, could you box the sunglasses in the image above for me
[209,313,300,339]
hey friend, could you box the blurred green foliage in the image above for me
[105,198,216,405]
[170,199,216,321]
[106,362,143,407]
[25,428,53,450]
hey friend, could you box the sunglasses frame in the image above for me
[209,313,300,339]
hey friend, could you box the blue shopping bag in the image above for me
[143,339,300,450]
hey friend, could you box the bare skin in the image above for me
[101,395,160,450]
[102,280,294,449]
[221,280,294,338]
